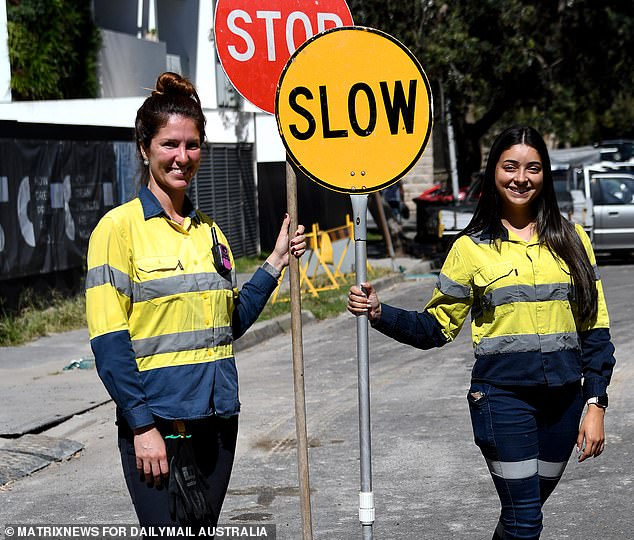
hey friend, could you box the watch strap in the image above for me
[586,395,608,409]
[262,261,282,281]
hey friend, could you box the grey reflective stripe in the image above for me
[132,272,232,303]
[85,264,133,298]
[486,458,537,479]
[482,283,571,308]
[476,332,580,356]
[132,326,233,358]
[437,273,471,299]
[538,460,567,479]
[593,264,601,280]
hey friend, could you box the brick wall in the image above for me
[400,132,436,223]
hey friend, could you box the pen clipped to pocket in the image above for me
[212,228,232,274]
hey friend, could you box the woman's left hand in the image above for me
[266,213,306,271]
[576,405,606,462]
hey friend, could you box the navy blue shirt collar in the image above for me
[478,225,509,242]
[138,185,198,221]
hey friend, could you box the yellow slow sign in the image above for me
[275,26,432,193]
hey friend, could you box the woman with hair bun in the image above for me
[86,72,306,528]
[347,125,616,539]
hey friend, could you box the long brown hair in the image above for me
[134,72,206,186]
[458,125,598,323]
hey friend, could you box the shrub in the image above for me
[7,0,101,100]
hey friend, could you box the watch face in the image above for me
[597,395,609,408]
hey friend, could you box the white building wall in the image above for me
[255,114,286,163]
[0,0,256,148]
[0,98,254,148]
[99,30,167,97]
[194,0,218,109]
[0,98,143,127]
[0,0,11,102]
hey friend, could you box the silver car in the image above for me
[590,172,634,252]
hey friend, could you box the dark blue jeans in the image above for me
[467,382,584,540]
[117,413,239,528]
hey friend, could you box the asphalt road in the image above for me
[1,260,633,539]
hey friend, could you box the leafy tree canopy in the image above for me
[348,0,634,179]
[7,0,101,100]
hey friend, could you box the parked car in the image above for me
[589,171,634,252]
[414,177,480,242]
[414,183,469,204]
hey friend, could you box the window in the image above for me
[596,177,634,205]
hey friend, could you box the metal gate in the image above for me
[190,143,259,259]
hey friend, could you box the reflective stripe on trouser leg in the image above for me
[485,458,541,540]
[486,458,537,480]
[484,458,568,481]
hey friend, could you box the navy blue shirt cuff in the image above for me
[121,403,155,430]
[371,303,399,332]
[580,328,615,400]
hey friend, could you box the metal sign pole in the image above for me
[350,194,374,540]
[286,160,314,540]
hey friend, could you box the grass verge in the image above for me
[0,292,88,347]
[264,267,392,320]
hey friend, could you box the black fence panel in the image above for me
[190,143,259,259]
[0,139,117,281]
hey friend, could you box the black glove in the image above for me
[165,436,215,523]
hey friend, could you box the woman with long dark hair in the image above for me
[347,125,616,539]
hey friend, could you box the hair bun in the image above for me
[153,72,200,104]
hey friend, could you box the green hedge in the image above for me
[7,0,101,100]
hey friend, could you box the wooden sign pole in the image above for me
[286,160,314,540]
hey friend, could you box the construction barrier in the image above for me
[272,215,369,303]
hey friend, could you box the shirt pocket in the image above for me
[133,256,183,304]
[135,255,181,275]
[472,261,517,317]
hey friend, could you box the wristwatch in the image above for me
[587,395,609,409]
[261,261,282,281]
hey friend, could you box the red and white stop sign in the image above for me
[214,0,353,114]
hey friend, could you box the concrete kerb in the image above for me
[234,310,316,352]
[0,435,84,486]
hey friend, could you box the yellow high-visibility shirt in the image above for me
[374,224,615,399]
[86,186,276,429]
